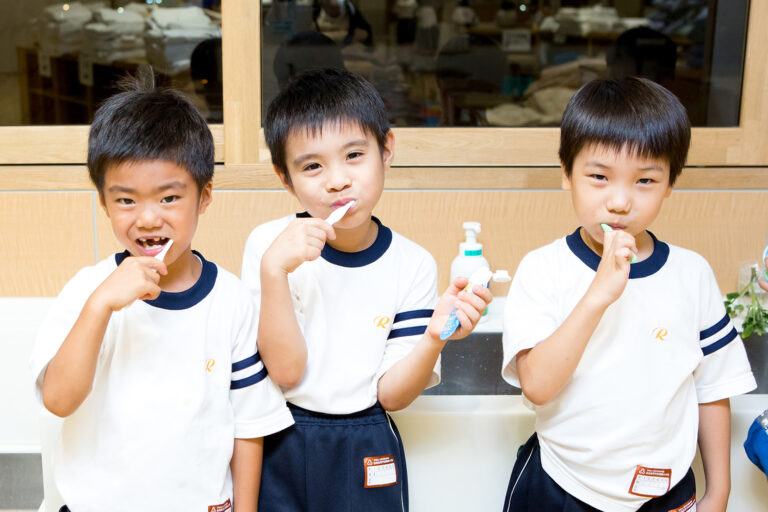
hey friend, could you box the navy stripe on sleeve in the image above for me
[231,367,268,389]
[700,313,730,340]
[388,326,427,339]
[232,353,261,372]
[393,309,434,323]
[701,327,738,356]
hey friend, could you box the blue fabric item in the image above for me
[700,312,730,340]
[230,367,268,390]
[232,352,262,372]
[393,309,433,323]
[388,326,427,340]
[744,417,768,478]
[259,402,409,511]
[503,433,696,511]
[701,326,738,356]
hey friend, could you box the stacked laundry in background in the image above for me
[83,5,149,63]
[144,7,221,75]
[539,6,647,37]
[37,2,101,56]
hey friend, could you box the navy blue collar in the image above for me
[296,212,392,267]
[565,227,669,279]
[114,250,217,310]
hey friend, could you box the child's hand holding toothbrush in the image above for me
[589,227,636,307]
[92,256,166,312]
[261,202,355,277]
[427,275,493,342]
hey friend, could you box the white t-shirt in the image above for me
[31,251,294,512]
[242,215,440,414]
[502,229,756,512]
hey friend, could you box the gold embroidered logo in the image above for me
[206,359,216,372]
[374,315,391,329]
[652,327,668,341]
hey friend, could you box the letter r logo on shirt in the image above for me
[374,315,391,329]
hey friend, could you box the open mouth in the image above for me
[137,236,170,248]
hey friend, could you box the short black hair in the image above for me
[264,68,390,184]
[559,77,690,186]
[88,69,214,196]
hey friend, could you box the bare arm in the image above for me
[517,230,636,405]
[257,218,335,387]
[696,398,731,512]
[42,257,164,417]
[258,268,309,388]
[378,279,492,411]
[231,437,264,512]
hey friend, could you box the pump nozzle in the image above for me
[462,222,481,244]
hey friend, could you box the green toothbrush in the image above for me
[600,224,637,263]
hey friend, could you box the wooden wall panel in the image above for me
[378,190,768,295]
[91,189,768,296]
[0,192,95,296]
[5,165,768,191]
[9,190,768,297]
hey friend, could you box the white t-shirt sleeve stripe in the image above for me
[232,352,261,371]
[700,312,730,340]
[231,356,268,390]
[375,250,439,388]
[388,325,428,340]
[392,309,433,323]
[389,309,432,339]
[701,326,738,356]
[229,283,293,437]
[693,257,756,402]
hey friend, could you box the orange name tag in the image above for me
[363,454,398,488]
[208,499,232,512]
[668,494,696,512]
[628,466,671,497]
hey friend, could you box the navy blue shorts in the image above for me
[503,434,696,512]
[259,402,408,512]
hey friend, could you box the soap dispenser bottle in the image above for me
[450,222,489,282]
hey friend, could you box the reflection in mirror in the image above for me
[0,0,223,126]
[261,0,748,128]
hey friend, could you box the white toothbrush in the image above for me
[155,239,174,263]
[324,200,356,225]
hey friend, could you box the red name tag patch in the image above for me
[208,499,232,512]
[628,466,671,497]
[363,454,398,488]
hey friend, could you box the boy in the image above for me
[31,76,293,512]
[502,77,756,512]
[241,68,492,511]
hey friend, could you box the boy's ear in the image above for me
[561,164,572,191]
[381,130,395,168]
[274,165,295,194]
[198,181,213,213]
[664,184,672,198]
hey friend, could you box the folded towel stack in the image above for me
[38,2,97,56]
[83,5,148,64]
[144,6,221,75]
